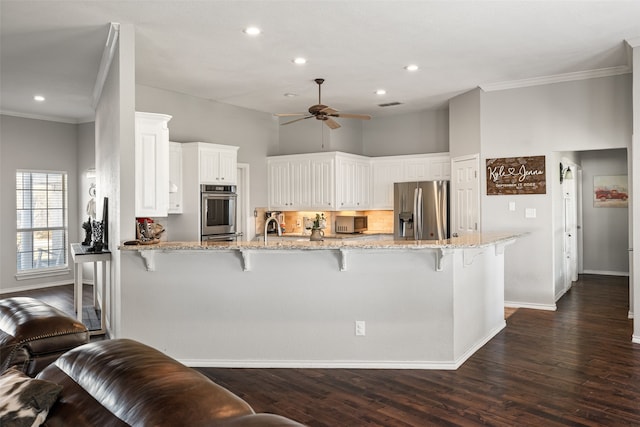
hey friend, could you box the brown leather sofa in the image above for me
[0,297,89,376]
[37,338,306,426]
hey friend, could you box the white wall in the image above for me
[94,23,137,337]
[135,85,277,210]
[362,109,449,156]
[449,89,481,159]
[479,74,632,308]
[0,115,79,293]
[580,149,629,275]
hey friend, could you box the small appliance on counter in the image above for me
[265,211,285,233]
[335,215,368,234]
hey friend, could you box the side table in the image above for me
[70,243,111,335]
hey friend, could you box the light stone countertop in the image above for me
[119,232,523,252]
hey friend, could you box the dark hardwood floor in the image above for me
[4,275,639,426]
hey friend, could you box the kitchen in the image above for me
[1,3,637,361]
[120,109,520,369]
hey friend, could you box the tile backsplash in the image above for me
[255,209,394,235]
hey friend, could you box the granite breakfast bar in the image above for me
[119,233,518,369]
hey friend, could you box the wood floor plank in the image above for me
[5,274,640,426]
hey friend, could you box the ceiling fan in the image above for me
[276,78,372,129]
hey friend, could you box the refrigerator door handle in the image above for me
[415,187,423,240]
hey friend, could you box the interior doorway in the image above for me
[556,149,629,303]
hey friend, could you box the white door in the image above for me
[451,155,480,236]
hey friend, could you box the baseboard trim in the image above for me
[182,323,507,371]
[0,280,72,294]
[632,335,640,345]
[582,270,629,277]
[505,301,557,311]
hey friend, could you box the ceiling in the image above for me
[1,1,639,124]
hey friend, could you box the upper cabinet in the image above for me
[335,154,370,210]
[200,144,239,184]
[268,151,450,211]
[267,154,332,211]
[135,112,172,217]
[168,142,183,214]
[371,153,451,210]
[371,159,404,210]
[268,157,312,210]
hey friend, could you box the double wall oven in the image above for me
[201,185,240,242]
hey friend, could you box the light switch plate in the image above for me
[509,201,516,211]
[525,208,537,218]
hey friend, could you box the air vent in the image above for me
[378,101,403,107]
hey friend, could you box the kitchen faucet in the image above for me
[264,216,282,243]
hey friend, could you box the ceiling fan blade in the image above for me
[324,118,341,129]
[319,106,338,115]
[330,113,372,120]
[274,113,306,117]
[281,116,313,126]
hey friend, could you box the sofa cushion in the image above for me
[38,339,256,426]
[0,366,62,427]
[0,297,89,376]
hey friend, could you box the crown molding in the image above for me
[92,22,120,109]
[0,110,81,124]
[626,36,640,48]
[479,65,631,93]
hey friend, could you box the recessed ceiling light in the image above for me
[404,64,419,72]
[292,57,307,65]
[34,95,45,102]
[375,89,387,95]
[284,93,298,97]
[243,26,261,36]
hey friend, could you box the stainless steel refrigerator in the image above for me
[394,181,450,240]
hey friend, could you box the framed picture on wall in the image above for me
[593,175,628,208]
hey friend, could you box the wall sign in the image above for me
[486,156,546,195]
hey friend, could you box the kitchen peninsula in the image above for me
[119,233,519,369]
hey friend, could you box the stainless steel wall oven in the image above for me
[201,185,237,241]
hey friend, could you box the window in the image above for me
[16,171,68,273]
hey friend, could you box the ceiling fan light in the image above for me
[292,57,307,65]
[243,26,261,36]
[404,64,419,72]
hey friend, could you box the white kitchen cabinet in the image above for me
[135,112,172,217]
[371,153,450,209]
[310,156,335,209]
[267,151,449,212]
[168,142,183,214]
[404,156,431,182]
[429,155,451,180]
[336,154,370,210]
[200,144,238,184]
[267,158,311,210]
[371,158,404,209]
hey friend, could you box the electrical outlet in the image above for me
[355,320,366,336]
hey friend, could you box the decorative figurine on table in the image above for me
[89,220,104,253]
[81,217,92,246]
